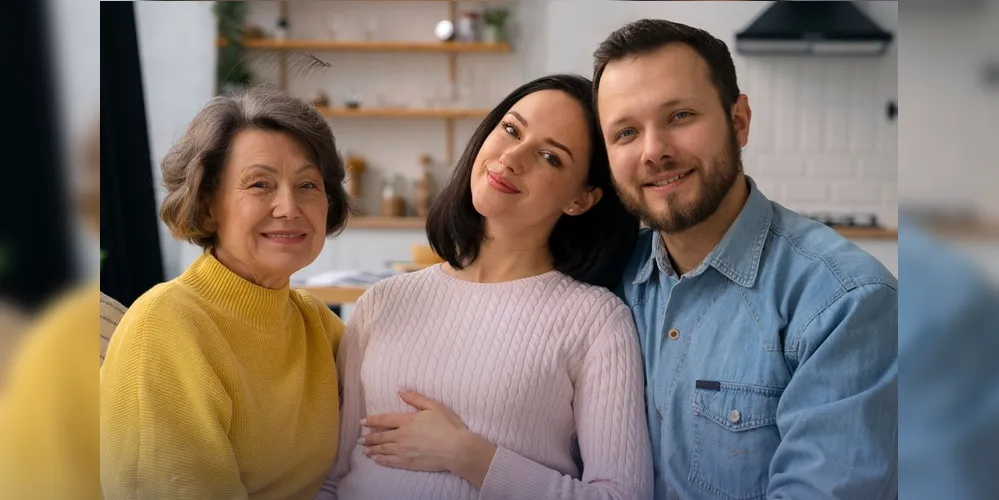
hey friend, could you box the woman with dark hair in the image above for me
[318,74,650,500]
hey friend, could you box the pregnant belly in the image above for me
[336,447,478,500]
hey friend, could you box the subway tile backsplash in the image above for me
[741,57,897,227]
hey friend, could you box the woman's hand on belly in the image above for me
[360,390,497,489]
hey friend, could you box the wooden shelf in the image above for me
[835,227,898,240]
[345,217,900,239]
[926,220,999,240]
[228,38,512,53]
[316,106,489,119]
[300,285,367,305]
[348,216,426,229]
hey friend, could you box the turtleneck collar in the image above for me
[178,252,291,330]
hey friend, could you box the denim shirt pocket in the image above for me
[689,382,783,500]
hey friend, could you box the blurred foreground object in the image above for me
[898,220,999,500]
[0,283,100,498]
[0,0,102,490]
[0,121,101,496]
[0,303,28,385]
[0,0,76,313]
[899,0,999,494]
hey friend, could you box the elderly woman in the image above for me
[100,86,352,499]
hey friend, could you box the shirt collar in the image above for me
[631,176,773,288]
[703,176,772,287]
[633,232,676,285]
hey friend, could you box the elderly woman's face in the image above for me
[208,128,328,288]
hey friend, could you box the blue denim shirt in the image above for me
[617,177,898,500]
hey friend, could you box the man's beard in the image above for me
[615,126,742,235]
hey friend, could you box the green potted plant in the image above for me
[214,2,252,94]
[482,6,510,44]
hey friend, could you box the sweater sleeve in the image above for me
[315,292,373,500]
[99,300,247,500]
[478,305,654,500]
[298,291,347,357]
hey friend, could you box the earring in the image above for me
[568,208,575,214]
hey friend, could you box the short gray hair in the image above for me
[160,85,354,248]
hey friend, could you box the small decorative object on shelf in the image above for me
[275,18,289,41]
[344,153,367,210]
[380,175,406,217]
[326,14,339,41]
[411,244,444,265]
[457,12,481,42]
[411,154,435,217]
[365,17,379,41]
[483,6,510,44]
[345,90,363,109]
[243,25,266,40]
[306,89,329,107]
[434,19,455,42]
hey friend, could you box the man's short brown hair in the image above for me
[159,85,353,248]
[593,19,740,118]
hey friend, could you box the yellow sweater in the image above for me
[100,253,343,499]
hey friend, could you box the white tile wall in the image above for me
[739,54,897,226]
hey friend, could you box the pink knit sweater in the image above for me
[318,264,653,500]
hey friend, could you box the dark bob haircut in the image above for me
[426,74,639,288]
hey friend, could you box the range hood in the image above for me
[735,1,893,57]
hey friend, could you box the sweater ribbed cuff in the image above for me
[479,446,543,500]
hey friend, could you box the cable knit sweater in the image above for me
[319,264,653,500]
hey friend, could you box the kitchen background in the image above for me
[4,1,996,490]
[133,0,906,311]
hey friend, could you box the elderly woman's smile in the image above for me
[261,231,307,242]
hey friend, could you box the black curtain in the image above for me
[100,2,164,307]
[0,0,75,312]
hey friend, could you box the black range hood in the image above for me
[736,1,893,57]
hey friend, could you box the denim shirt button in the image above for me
[728,409,742,424]
[667,328,680,340]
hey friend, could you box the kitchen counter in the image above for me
[834,227,897,240]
